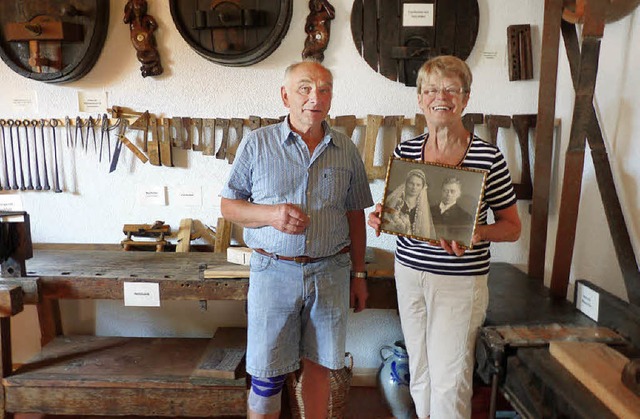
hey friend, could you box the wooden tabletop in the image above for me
[10,248,398,308]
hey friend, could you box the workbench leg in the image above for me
[1,317,15,419]
[489,372,499,419]
[37,298,63,346]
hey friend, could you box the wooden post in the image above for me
[528,0,564,281]
[550,0,607,299]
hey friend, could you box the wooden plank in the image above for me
[549,341,640,419]
[528,0,564,281]
[511,114,536,200]
[505,348,618,419]
[378,0,399,80]
[384,115,404,146]
[550,31,603,299]
[214,217,232,254]
[5,336,246,416]
[176,218,193,253]
[332,115,357,138]
[434,0,457,55]
[484,114,511,146]
[362,0,378,75]
[37,298,62,346]
[1,317,11,378]
[351,0,363,55]
[191,327,246,380]
[0,285,23,317]
[461,113,483,137]
[363,114,384,180]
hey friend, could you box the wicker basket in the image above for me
[286,353,354,419]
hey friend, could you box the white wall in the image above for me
[3,1,639,370]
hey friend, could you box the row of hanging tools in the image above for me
[0,119,61,192]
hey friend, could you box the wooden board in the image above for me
[191,327,246,380]
[549,341,640,419]
[496,324,623,346]
[4,335,247,416]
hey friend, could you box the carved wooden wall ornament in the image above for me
[124,0,163,78]
[302,0,335,61]
[351,0,479,87]
[0,0,109,83]
[169,0,293,67]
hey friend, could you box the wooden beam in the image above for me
[561,20,640,305]
[550,0,606,299]
[528,0,564,281]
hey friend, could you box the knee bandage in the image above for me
[248,375,286,414]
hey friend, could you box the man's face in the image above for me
[441,183,461,205]
[281,62,333,132]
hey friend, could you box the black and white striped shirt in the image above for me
[394,134,517,276]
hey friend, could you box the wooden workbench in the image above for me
[0,248,396,418]
[5,250,633,418]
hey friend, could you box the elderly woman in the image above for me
[368,55,521,419]
[383,168,434,238]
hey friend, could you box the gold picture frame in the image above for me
[380,157,488,248]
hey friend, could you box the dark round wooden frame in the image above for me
[0,0,109,84]
[169,0,293,67]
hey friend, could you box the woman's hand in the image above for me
[367,203,383,237]
[439,238,466,257]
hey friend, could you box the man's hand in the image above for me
[350,277,368,313]
[272,203,310,234]
[367,203,383,237]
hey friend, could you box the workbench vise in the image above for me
[0,211,33,278]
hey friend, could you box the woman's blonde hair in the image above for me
[416,55,472,94]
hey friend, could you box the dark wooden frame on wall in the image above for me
[0,0,109,83]
[169,0,293,67]
[351,0,479,87]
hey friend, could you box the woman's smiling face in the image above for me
[418,73,469,128]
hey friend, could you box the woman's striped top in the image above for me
[393,133,517,276]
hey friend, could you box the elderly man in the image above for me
[220,60,373,419]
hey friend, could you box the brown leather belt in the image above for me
[253,246,350,264]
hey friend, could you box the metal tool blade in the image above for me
[109,119,128,173]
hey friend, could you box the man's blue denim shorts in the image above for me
[246,250,351,377]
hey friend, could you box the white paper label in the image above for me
[10,91,38,113]
[576,282,599,321]
[137,185,167,206]
[403,4,434,27]
[173,186,202,207]
[78,91,108,114]
[124,282,160,307]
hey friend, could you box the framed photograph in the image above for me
[380,157,488,248]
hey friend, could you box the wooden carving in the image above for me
[302,0,335,61]
[124,0,163,77]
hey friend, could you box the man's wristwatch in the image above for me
[350,271,368,279]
